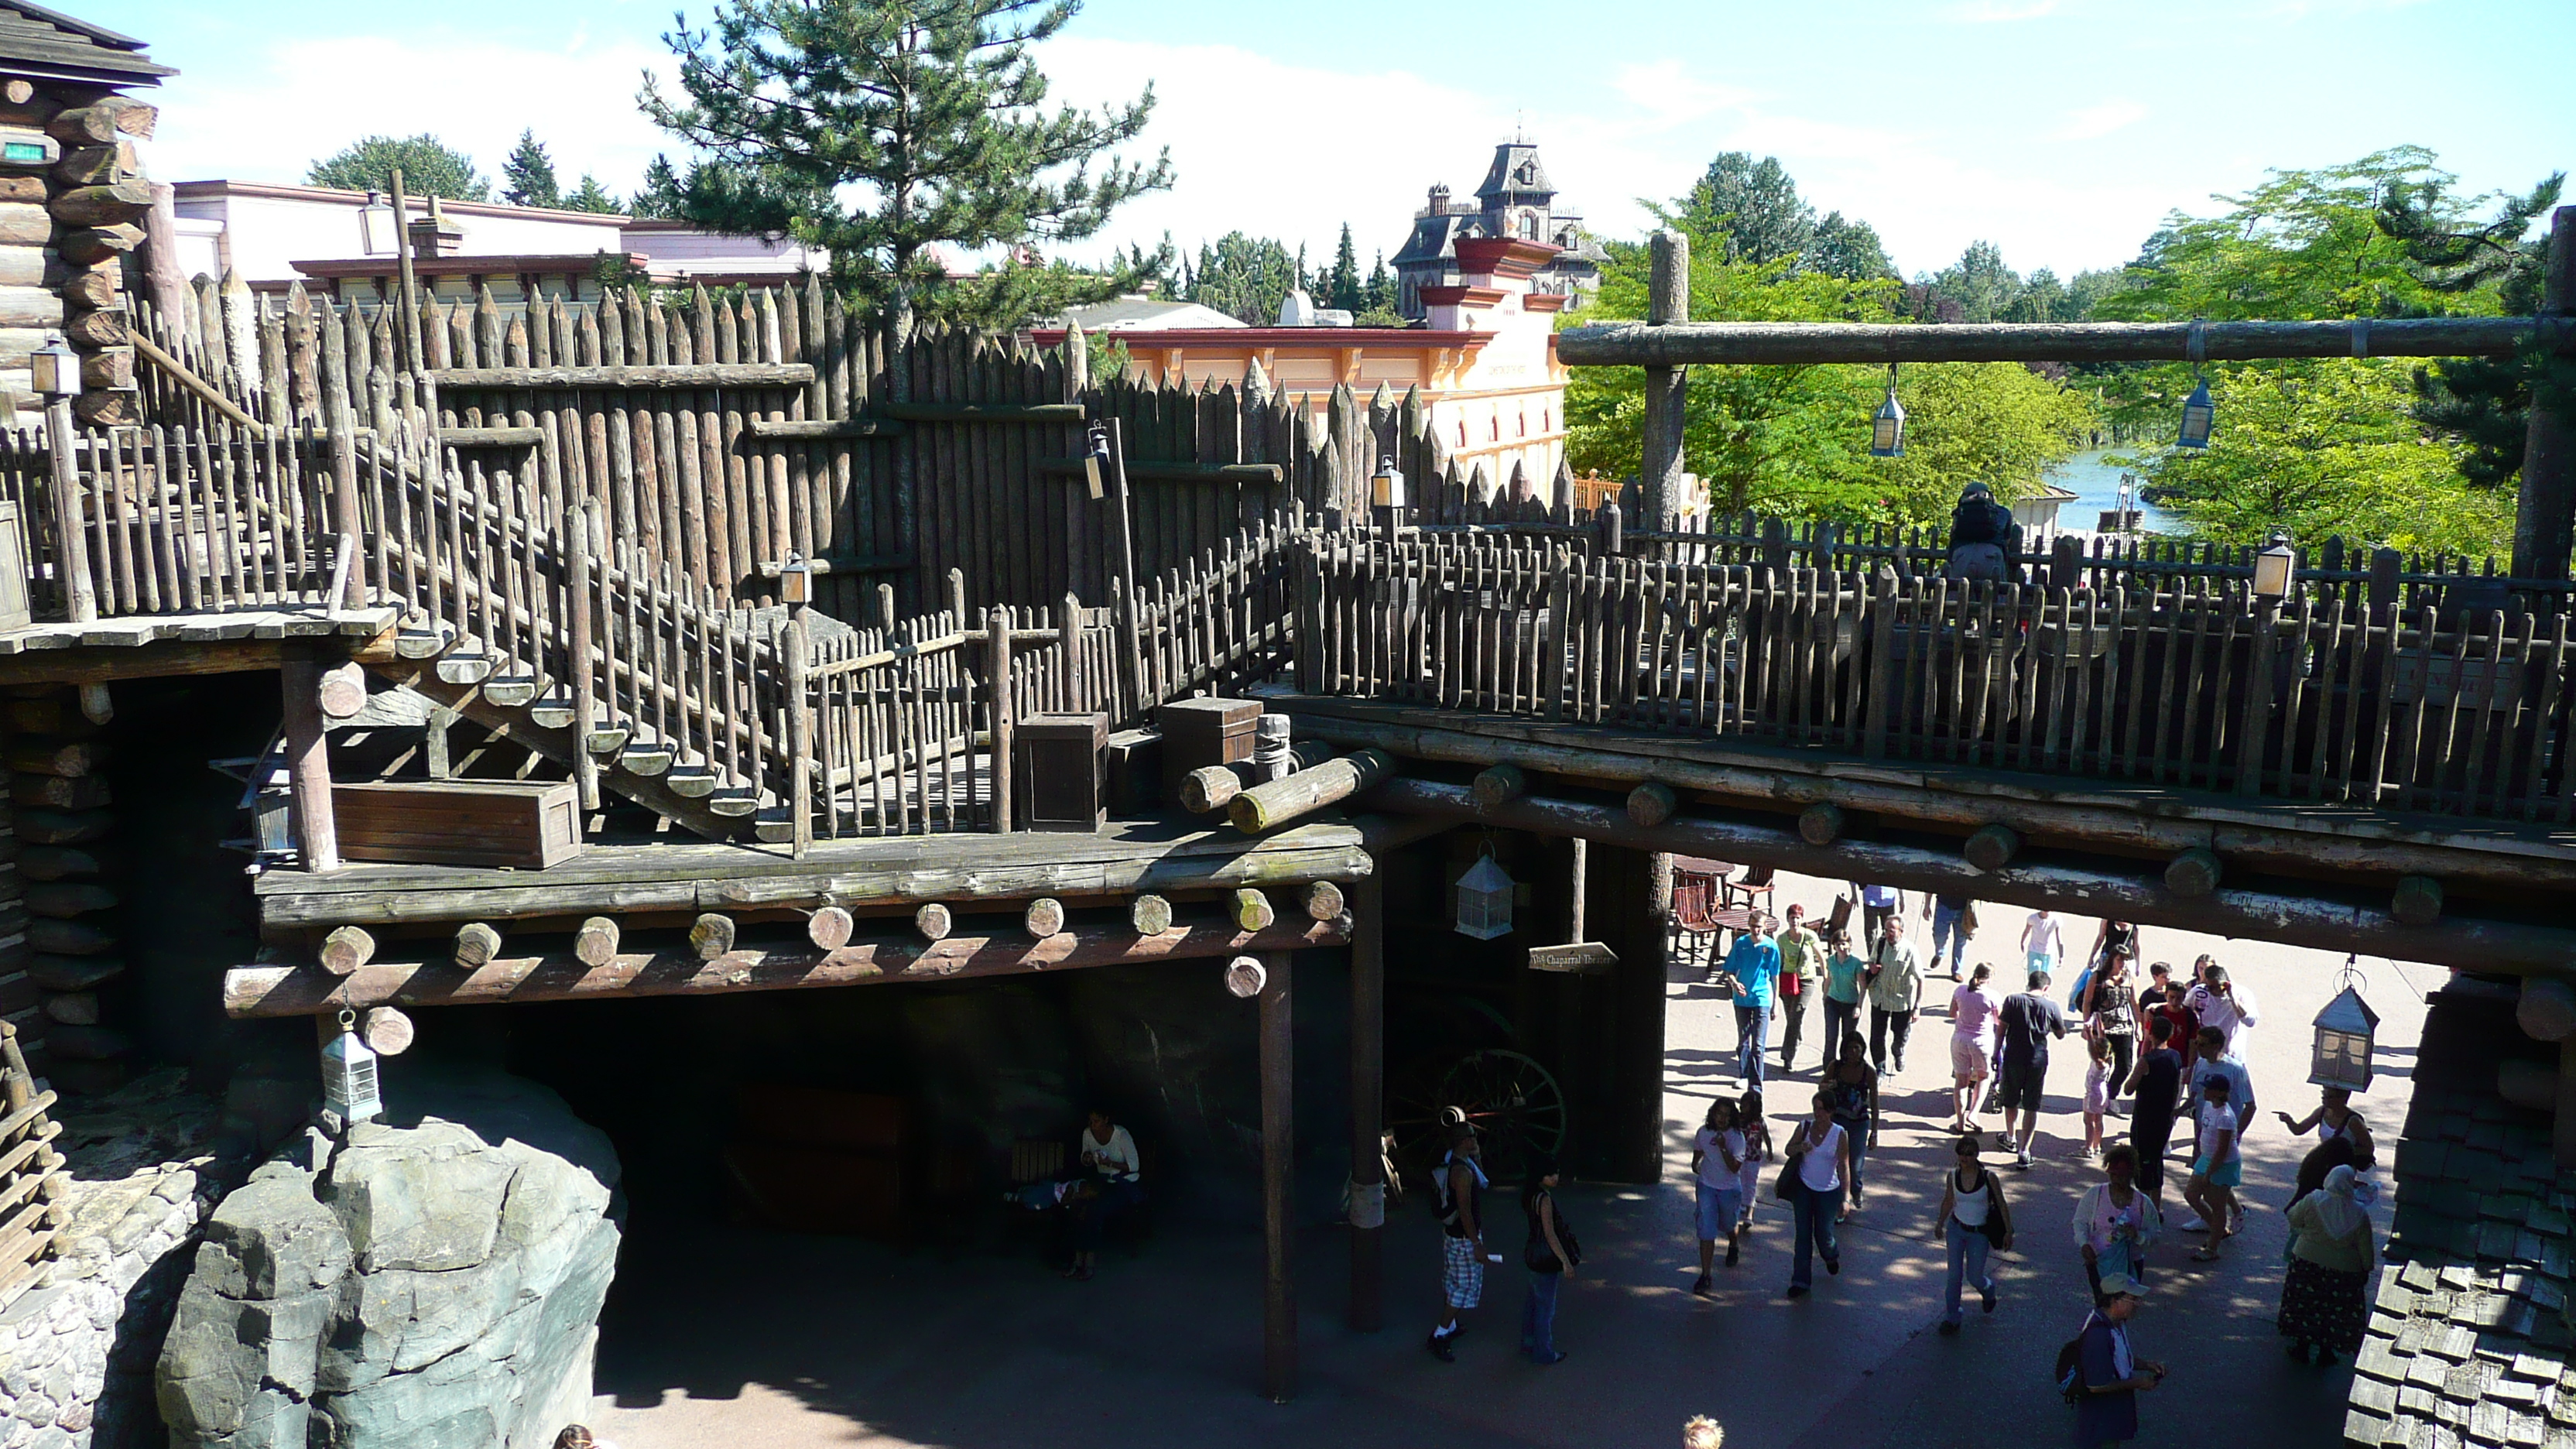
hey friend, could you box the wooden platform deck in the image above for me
[0,605,399,683]
[254,815,1372,930]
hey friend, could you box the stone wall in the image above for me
[157,1065,622,1449]
[0,1069,242,1449]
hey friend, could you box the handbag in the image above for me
[1979,1177,2014,1250]
[1773,1125,1809,1202]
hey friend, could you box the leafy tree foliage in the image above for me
[1364,251,1396,315]
[502,131,560,208]
[644,0,1173,332]
[1179,232,1300,324]
[1807,212,1897,282]
[308,135,489,200]
[1680,153,1814,266]
[564,175,623,214]
[2380,169,2568,488]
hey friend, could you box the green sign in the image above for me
[1,142,45,163]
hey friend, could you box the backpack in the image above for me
[2055,1331,2088,1404]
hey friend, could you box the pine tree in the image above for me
[2380,170,2569,488]
[629,156,690,220]
[1327,223,1363,312]
[307,135,489,200]
[501,130,561,208]
[1365,251,1393,313]
[643,0,1173,334]
[564,175,623,214]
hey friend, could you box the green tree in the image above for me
[564,174,623,214]
[1363,250,1394,314]
[1326,223,1363,313]
[2133,361,2507,556]
[1924,240,2023,324]
[2379,169,2568,488]
[644,0,1174,333]
[1183,232,1300,324]
[1679,152,1814,266]
[307,135,490,200]
[501,130,560,208]
[1807,211,1896,282]
[630,155,690,220]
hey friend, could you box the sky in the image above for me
[99,0,2575,283]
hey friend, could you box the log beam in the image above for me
[1023,897,1066,938]
[1129,894,1173,935]
[1797,803,1843,846]
[2522,978,2576,1043]
[280,652,339,872]
[1625,782,1677,828]
[1471,764,1527,808]
[1965,824,2023,872]
[221,911,1355,1016]
[689,913,736,961]
[2165,848,2223,898]
[573,916,620,968]
[318,926,375,976]
[916,903,953,942]
[454,922,502,968]
[807,906,854,950]
[1229,749,1395,834]
[1365,777,2576,975]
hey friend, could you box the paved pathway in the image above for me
[587,872,2424,1447]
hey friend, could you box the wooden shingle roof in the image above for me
[0,2,170,87]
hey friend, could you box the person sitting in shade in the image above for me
[1064,1108,1143,1282]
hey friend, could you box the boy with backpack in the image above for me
[2060,1273,2163,1446]
[1427,1124,1490,1362]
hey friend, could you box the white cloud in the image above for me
[1944,0,2062,22]
[2058,99,2149,141]
[1608,60,1758,130]
[146,31,679,197]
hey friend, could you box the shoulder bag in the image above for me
[1772,1124,1810,1203]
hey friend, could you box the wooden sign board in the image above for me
[1527,942,1619,974]
[332,779,582,869]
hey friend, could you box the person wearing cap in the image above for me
[2074,1274,2164,1447]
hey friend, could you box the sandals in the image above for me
[2190,1246,2223,1262]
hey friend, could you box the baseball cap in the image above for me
[2095,1273,2146,1299]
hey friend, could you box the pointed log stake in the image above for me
[361,1006,415,1057]
[689,913,737,961]
[916,903,953,942]
[1965,824,2023,872]
[1299,880,1345,921]
[454,922,502,968]
[1228,749,1396,834]
[1024,897,1067,938]
[1471,763,1527,808]
[574,916,621,968]
[1129,893,1173,936]
[1180,765,1243,815]
[1231,889,1277,933]
[2393,875,2444,927]
[1797,803,1844,846]
[808,906,855,951]
[1625,782,1677,828]
[319,926,375,977]
[2164,848,2223,898]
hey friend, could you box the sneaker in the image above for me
[1939,1319,1961,1336]
[1692,1274,1712,1297]
[1427,1332,1455,1363]
[1532,1349,1567,1365]
[1725,1240,1741,1268]
[1786,1284,1810,1299]
[2013,1153,2033,1172]
[1894,1055,1907,1073]
[1826,1256,1841,1276]
[1981,1283,1997,1314]
[2179,1217,2209,1233]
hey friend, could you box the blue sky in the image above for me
[104,0,2573,280]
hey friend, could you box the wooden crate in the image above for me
[331,779,582,869]
[1014,712,1107,832]
[1157,697,1259,795]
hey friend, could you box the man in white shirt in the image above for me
[2185,964,2259,1053]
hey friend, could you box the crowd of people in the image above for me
[1428,885,2385,1448]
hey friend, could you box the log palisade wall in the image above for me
[0,80,156,426]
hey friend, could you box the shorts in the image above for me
[1442,1232,1485,1309]
[2026,951,2056,980]
[2192,1157,2243,1190]
[1951,1034,1992,1081]
[1995,1057,2047,1112]
[1695,1182,1745,1240]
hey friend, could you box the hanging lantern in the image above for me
[1455,849,1515,940]
[29,334,78,399]
[1082,423,1111,501]
[2252,532,2295,600]
[2177,375,2215,449]
[322,1008,384,1125]
[1869,364,1904,458]
[1372,454,1407,511]
[778,551,813,607]
[2309,957,2379,1091]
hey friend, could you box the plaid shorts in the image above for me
[1442,1233,1485,1309]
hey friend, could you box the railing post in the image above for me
[1864,564,1898,759]
[43,398,94,623]
[1640,229,1689,535]
[568,499,600,812]
[1545,550,1571,721]
[785,608,813,858]
[988,605,1015,833]
[327,397,366,610]
[2238,594,2282,797]
[281,646,340,872]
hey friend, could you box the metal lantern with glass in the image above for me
[2177,376,2215,449]
[29,334,78,400]
[322,1009,385,1125]
[2252,533,2296,600]
[1082,423,1110,500]
[1371,454,1406,530]
[1454,850,1515,940]
[1869,364,1904,458]
[2309,957,2379,1091]
[778,551,813,608]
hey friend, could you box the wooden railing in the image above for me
[1298,531,2576,824]
[0,1020,63,1313]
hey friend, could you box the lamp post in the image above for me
[2252,532,2296,601]
[1371,454,1406,533]
[1869,364,1905,458]
[33,333,94,624]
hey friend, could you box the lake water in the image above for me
[2045,449,2177,535]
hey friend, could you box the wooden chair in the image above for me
[1670,857,1742,978]
[1725,865,1776,920]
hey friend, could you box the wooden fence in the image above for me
[1299,530,2576,824]
[0,1021,63,1312]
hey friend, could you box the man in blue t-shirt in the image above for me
[1719,913,1782,1088]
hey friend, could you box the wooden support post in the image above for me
[567,500,600,811]
[1864,565,1897,759]
[1639,230,1689,534]
[281,649,340,872]
[425,704,454,779]
[1023,897,1066,938]
[2237,598,2281,797]
[43,396,94,623]
[327,397,365,609]
[2515,207,2575,590]
[1257,948,1296,1402]
[785,611,814,858]
[1347,862,1386,1331]
[988,607,1014,834]
[1102,416,1143,711]
[2557,1036,2576,1170]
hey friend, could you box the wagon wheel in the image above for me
[1389,1050,1569,1187]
